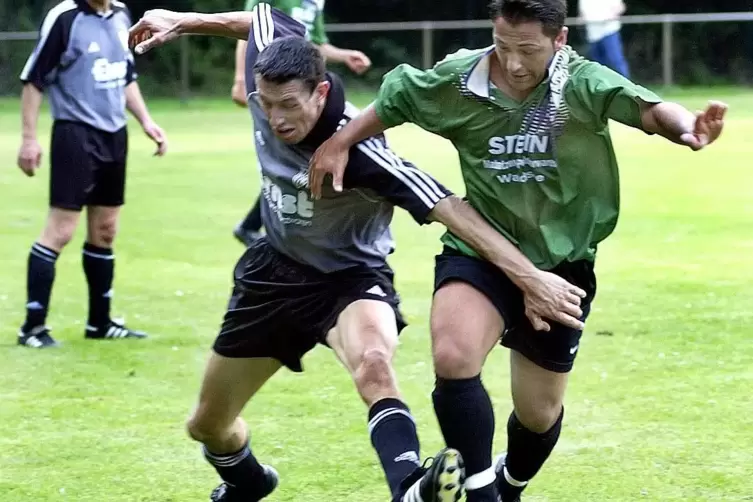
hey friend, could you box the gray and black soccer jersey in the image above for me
[244,3,451,273]
[20,0,136,133]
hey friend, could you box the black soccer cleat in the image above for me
[233,225,264,248]
[18,325,59,348]
[85,320,148,340]
[494,453,522,502]
[400,448,465,502]
[210,464,279,501]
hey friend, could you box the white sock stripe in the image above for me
[368,407,400,427]
[30,250,56,263]
[465,467,497,491]
[203,446,251,467]
[367,409,415,434]
[503,466,528,488]
[356,141,436,209]
[32,244,58,259]
[83,249,114,260]
[365,139,442,205]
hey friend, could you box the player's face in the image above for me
[255,77,330,144]
[492,17,567,95]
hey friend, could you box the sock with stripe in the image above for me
[500,407,564,502]
[82,242,114,327]
[203,441,268,496]
[22,242,59,331]
[368,397,421,497]
[432,375,498,502]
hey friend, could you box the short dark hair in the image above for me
[488,0,567,38]
[253,36,325,93]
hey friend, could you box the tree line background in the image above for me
[2,0,753,96]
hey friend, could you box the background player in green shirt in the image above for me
[232,0,372,246]
[308,0,727,500]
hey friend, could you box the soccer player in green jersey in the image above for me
[308,1,727,500]
[231,0,372,247]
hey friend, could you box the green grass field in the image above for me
[1,89,752,502]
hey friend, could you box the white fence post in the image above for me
[421,22,434,69]
[662,16,674,87]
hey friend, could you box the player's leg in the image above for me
[233,195,264,246]
[430,281,505,502]
[601,31,630,78]
[494,260,596,501]
[82,128,143,340]
[18,207,81,348]
[326,299,465,502]
[19,121,91,348]
[187,352,281,501]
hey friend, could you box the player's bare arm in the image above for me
[428,196,586,332]
[640,100,727,151]
[129,10,256,54]
[17,83,44,177]
[318,43,372,74]
[309,105,387,197]
[125,82,168,156]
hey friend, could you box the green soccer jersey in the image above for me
[244,0,328,45]
[374,46,663,270]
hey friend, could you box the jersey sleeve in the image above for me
[373,63,458,139]
[19,8,72,90]
[569,62,663,130]
[245,3,307,92]
[342,134,452,225]
[309,8,329,45]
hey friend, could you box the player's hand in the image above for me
[17,138,42,177]
[231,80,248,107]
[681,100,727,151]
[309,136,350,199]
[519,270,587,332]
[142,120,168,156]
[344,50,371,75]
[128,9,185,54]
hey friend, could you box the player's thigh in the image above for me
[510,349,568,433]
[39,207,82,251]
[326,299,399,374]
[86,205,121,247]
[48,121,95,214]
[191,351,282,431]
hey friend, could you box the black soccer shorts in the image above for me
[434,247,597,373]
[213,238,407,372]
[50,120,128,210]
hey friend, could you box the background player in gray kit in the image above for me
[16,0,168,348]
[129,4,586,502]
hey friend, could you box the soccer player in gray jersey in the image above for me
[131,5,589,502]
[16,0,168,348]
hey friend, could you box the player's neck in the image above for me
[86,0,111,13]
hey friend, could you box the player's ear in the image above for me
[554,26,568,50]
[315,79,330,103]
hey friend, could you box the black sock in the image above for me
[432,376,497,502]
[240,197,263,232]
[500,407,564,502]
[23,243,59,331]
[203,442,267,495]
[82,243,114,327]
[368,397,421,496]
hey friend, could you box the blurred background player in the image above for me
[231,0,372,246]
[16,0,168,348]
[578,0,630,76]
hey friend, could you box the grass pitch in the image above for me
[0,89,751,501]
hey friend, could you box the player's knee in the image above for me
[515,398,563,434]
[92,220,118,247]
[431,322,483,378]
[42,221,76,250]
[353,348,396,402]
[186,414,225,444]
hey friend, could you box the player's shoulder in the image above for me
[432,46,491,76]
[39,0,80,30]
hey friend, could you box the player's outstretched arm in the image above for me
[640,100,727,151]
[309,105,390,199]
[429,196,587,332]
[129,10,255,54]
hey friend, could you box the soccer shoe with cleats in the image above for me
[18,325,58,348]
[85,319,147,340]
[209,465,279,501]
[233,225,263,247]
[400,447,466,502]
[494,453,522,502]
